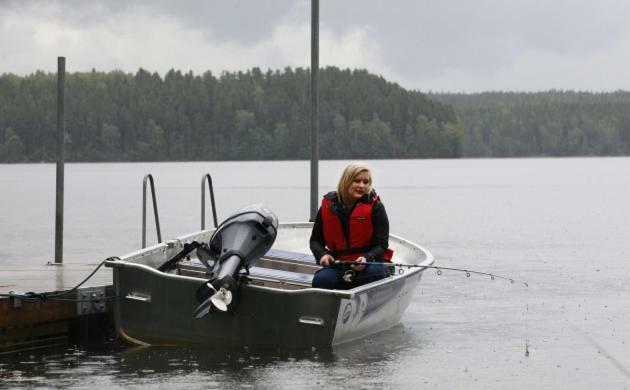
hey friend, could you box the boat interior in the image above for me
[128,222,429,293]
[173,248,318,291]
[171,246,413,292]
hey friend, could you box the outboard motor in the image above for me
[193,204,278,318]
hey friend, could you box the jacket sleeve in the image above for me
[364,200,389,262]
[309,207,329,265]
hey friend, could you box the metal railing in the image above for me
[142,174,162,248]
[201,173,218,229]
[140,173,217,248]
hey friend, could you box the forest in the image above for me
[0,67,460,163]
[1,67,629,163]
[431,91,630,157]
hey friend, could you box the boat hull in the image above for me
[107,223,432,348]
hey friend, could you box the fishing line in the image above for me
[524,303,530,357]
[337,260,531,357]
[334,260,529,287]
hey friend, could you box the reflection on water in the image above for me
[0,324,421,388]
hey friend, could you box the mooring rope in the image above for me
[0,256,124,303]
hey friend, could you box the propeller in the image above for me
[192,281,234,318]
[210,286,232,312]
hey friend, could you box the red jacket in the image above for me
[321,192,392,262]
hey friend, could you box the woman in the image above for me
[310,162,392,289]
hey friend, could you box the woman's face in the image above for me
[347,170,370,203]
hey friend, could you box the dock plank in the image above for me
[0,262,112,295]
[0,262,113,351]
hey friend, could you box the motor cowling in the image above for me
[193,204,278,318]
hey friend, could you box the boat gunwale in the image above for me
[104,222,434,299]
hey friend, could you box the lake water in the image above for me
[1,158,629,389]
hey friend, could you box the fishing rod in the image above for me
[334,260,528,287]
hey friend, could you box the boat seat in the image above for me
[256,249,319,276]
[246,266,313,284]
[247,250,316,287]
[263,249,316,263]
[177,253,316,290]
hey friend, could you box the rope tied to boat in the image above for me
[0,256,125,303]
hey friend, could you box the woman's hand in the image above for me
[319,254,334,267]
[351,256,367,271]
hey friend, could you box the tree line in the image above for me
[2,68,628,163]
[430,91,630,157]
[0,67,461,163]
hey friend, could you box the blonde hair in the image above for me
[337,162,372,206]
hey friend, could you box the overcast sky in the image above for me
[1,0,629,92]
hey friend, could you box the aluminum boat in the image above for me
[105,207,433,348]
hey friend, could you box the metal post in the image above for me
[142,174,162,248]
[310,0,319,221]
[54,57,65,264]
[201,173,218,230]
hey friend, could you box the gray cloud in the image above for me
[1,0,629,92]
[321,0,630,89]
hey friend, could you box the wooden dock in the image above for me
[0,262,113,354]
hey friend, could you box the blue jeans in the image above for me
[312,263,386,290]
